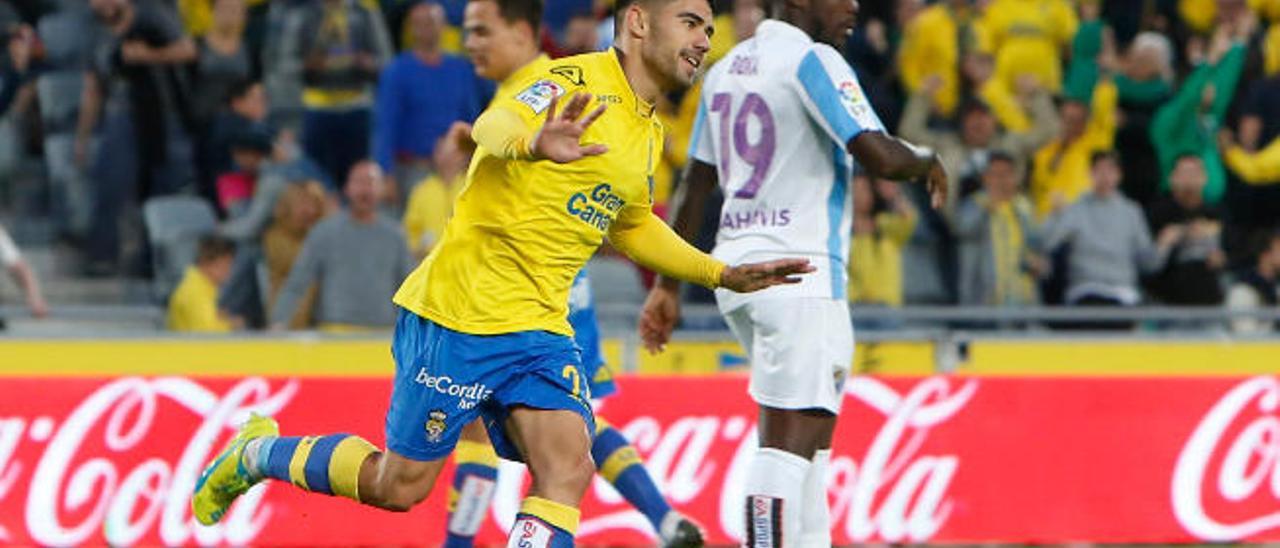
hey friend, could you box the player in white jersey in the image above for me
[640,1,947,546]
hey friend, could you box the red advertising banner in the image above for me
[1,374,1279,545]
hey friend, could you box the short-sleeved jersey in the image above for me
[393,49,664,336]
[690,20,885,312]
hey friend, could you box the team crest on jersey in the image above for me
[516,79,565,114]
[833,366,848,395]
[425,409,448,443]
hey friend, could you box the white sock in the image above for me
[241,437,273,481]
[448,473,498,537]
[798,449,832,547]
[743,447,808,548]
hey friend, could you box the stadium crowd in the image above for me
[0,0,1278,332]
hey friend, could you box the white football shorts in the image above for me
[720,297,854,414]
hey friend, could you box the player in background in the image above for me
[193,0,812,545]
[638,0,948,546]
[440,1,703,546]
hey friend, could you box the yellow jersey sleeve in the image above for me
[608,205,724,289]
[472,66,592,160]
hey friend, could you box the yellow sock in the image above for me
[511,496,579,546]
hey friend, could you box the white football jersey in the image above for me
[690,20,885,311]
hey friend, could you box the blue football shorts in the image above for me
[385,307,596,462]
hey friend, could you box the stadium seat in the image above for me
[255,258,271,313]
[37,71,93,236]
[142,196,218,303]
[585,255,646,307]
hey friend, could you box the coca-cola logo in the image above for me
[0,377,297,546]
[490,376,977,544]
[1173,376,1280,541]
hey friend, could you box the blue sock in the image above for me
[444,440,499,548]
[592,420,673,529]
[255,434,376,501]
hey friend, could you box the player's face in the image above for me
[464,1,535,82]
[810,0,859,48]
[639,0,714,91]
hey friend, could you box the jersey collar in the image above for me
[606,47,657,119]
[755,19,814,45]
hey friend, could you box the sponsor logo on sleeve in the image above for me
[837,80,878,127]
[515,80,565,115]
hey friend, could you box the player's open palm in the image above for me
[531,92,608,164]
[720,259,815,293]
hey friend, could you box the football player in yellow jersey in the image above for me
[193,0,812,545]
[439,2,703,547]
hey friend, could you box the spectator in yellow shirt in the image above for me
[848,176,919,307]
[981,0,1078,94]
[898,0,982,117]
[1222,130,1280,184]
[178,0,267,37]
[168,235,239,332]
[1029,78,1118,219]
[404,123,472,258]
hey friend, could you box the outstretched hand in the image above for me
[720,259,815,293]
[640,259,814,354]
[530,92,608,163]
